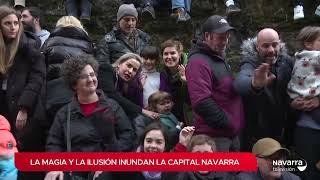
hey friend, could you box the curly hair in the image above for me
[61,54,98,90]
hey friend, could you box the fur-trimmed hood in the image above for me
[240,37,290,67]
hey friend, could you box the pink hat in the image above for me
[0,115,18,158]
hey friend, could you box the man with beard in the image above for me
[233,28,297,151]
[96,4,150,64]
[186,15,244,152]
[21,7,50,47]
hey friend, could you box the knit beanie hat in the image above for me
[117,4,138,22]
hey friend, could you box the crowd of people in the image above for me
[0,1,320,180]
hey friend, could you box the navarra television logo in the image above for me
[272,157,307,172]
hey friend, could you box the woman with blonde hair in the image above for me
[55,15,87,34]
[0,5,47,180]
[42,15,94,124]
[98,53,159,120]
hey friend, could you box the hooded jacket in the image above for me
[233,37,294,143]
[186,39,244,138]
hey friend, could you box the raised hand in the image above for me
[178,65,186,82]
[179,126,195,146]
[252,63,276,89]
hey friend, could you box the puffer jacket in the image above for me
[46,90,135,152]
[42,26,94,81]
[41,26,94,119]
[96,27,150,65]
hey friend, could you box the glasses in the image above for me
[79,72,97,80]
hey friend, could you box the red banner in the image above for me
[15,152,257,172]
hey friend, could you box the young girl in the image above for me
[0,115,18,180]
[288,26,320,180]
[129,46,170,108]
[288,26,320,121]
[134,91,183,149]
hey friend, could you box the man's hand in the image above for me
[290,96,305,110]
[303,97,320,111]
[252,63,276,89]
[16,108,28,130]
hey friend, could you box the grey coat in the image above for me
[96,27,150,64]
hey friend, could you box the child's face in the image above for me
[306,36,320,51]
[142,57,157,71]
[156,99,173,114]
[143,130,166,152]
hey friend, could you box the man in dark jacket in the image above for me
[233,28,297,151]
[236,138,300,180]
[21,7,50,47]
[96,3,150,65]
[186,15,244,152]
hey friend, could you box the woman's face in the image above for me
[117,58,141,82]
[74,65,98,94]
[162,46,180,69]
[1,14,19,40]
[143,130,165,152]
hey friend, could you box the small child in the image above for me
[129,46,170,108]
[0,115,18,180]
[133,91,182,149]
[288,26,320,122]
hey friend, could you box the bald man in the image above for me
[233,28,297,151]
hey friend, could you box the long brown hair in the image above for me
[0,5,23,74]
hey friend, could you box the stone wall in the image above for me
[3,0,320,69]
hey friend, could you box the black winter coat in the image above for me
[42,26,94,81]
[96,27,150,64]
[46,90,135,152]
[41,26,94,118]
[0,32,47,151]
